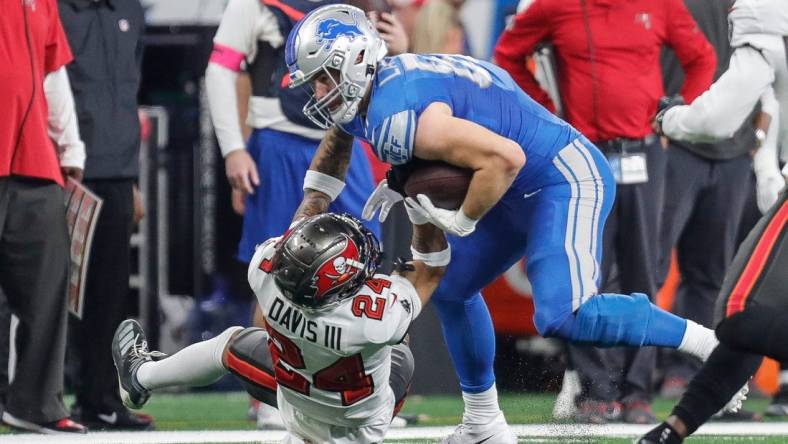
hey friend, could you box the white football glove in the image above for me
[720,382,749,414]
[403,197,431,225]
[405,194,478,237]
[756,172,786,214]
[362,180,403,222]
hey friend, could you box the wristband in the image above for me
[410,245,451,267]
[303,170,345,201]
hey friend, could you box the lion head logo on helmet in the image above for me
[315,17,364,49]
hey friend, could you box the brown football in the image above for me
[403,161,473,210]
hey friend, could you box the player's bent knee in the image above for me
[533,309,572,339]
[219,326,245,349]
[216,326,245,363]
[546,293,652,346]
[575,293,651,346]
[226,327,278,407]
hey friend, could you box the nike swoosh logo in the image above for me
[523,189,542,199]
[97,412,118,424]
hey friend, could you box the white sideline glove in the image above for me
[756,172,786,214]
[362,180,403,222]
[405,194,478,237]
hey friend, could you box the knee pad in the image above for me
[564,293,652,346]
[227,327,278,407]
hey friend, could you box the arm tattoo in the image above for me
[411,223,448,254]
[293,190,331,223]
[310,126,354,180]
[292,127,354,224]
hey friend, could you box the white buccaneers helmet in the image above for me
[285,4,387,129]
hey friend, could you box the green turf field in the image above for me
[129,391,778,429]
[1,391,786,443]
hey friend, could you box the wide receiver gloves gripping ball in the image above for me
[362,161,478,236]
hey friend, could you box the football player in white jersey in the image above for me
[112,212,448,443]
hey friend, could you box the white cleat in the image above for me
[552,369,580,420]
[256,402,286,430]
[721,382,750,414]
[441,412,518,444]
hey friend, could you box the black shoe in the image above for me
[712,409,762,422]
[766,385,788,416]
[635,422,683,444]
[2,411,88,434]
[72,403,155,431]
[80,408,155,431]
[112,319,165,409]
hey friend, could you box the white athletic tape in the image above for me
[303,170,345,202]
[411,245,451,267]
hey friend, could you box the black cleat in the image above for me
[112,319,165,410]
[72,403,155,431]
[635,422,683,444]
[2,412,88,434]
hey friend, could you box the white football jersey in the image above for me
[247,238,422,428]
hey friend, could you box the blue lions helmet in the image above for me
[285,4,386,129]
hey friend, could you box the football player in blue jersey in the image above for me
[284,5,726,442]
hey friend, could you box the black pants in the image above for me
[569,138,665,403]
[0,177,70,423]
[737,169,788,379]
[672,192,788,434]
[69,179,134,413]
[0,287,10,413]
[657,148,752,380]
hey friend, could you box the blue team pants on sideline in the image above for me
[237,128,380,263]
[432,138,687,393]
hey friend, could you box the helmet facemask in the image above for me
[286,5,387,129]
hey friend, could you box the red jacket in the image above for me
[494,0,716,142]
[0,0,73,186]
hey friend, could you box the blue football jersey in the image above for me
[340,54,581,188]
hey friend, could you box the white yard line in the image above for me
[3,423,788,443]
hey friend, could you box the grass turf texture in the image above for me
[0,392,786,443]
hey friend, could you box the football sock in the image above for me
[677,320,718,361]
[137,327,242,390]
[432,293,496,393]
[672,343,762,435]
[462,385,502,424]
